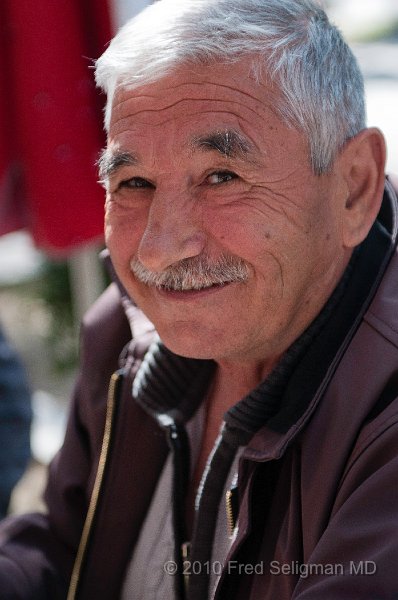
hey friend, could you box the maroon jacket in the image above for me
[1,177,398,599]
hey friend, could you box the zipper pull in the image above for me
[182,541,191,560]
[182,541,191,594]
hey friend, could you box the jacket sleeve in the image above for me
[293,400,398,599]
[0,326,32,518]
[0,284,133,599]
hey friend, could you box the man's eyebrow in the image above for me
[191,129,254,159]
[97,148,138,180]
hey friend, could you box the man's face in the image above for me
[104,60,350,366]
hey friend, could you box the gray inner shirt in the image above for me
[121,404,242,600]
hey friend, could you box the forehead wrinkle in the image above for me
[143,78,266,107]
[112,91,269,128]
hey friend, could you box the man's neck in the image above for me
[186,358,276,534]
[214,359,278,404]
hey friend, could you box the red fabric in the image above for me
[0,0,112,254]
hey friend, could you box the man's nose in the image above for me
[137,190,207,272]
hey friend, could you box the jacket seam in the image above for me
[365,311,398,340]
[338,410,398,490]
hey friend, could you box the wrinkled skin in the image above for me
[103,59,382,382]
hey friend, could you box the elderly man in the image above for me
[1,0,398,598]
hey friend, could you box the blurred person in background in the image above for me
[1,0,398,599]
[0,325,31,519]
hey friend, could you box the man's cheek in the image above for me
[104,211,121,245]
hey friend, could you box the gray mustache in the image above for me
[130,255,249,291]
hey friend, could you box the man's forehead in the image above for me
[109,58,279,124]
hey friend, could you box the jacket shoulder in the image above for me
[81,282,128,339]
[78,283,132,376]
[78,283,156,400]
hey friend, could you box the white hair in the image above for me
[95,0,366,174]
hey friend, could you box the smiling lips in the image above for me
[156,280,235,301]
[161,280,229,292]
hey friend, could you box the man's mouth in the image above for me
[158,280,231,292]
[155,280,234,299]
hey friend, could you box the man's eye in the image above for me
[206,171,237,185]
[119,177,154,189]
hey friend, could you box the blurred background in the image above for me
[0,0,397,515]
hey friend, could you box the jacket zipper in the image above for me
[182,541,191,594]
[162,419,190,600]
[225,489,236,537]
[67,369,123,600]
[225,485,239,537]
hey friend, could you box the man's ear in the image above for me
[338,128,386,249]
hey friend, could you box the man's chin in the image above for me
[155,327,221,361]
[160,337,216,360]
